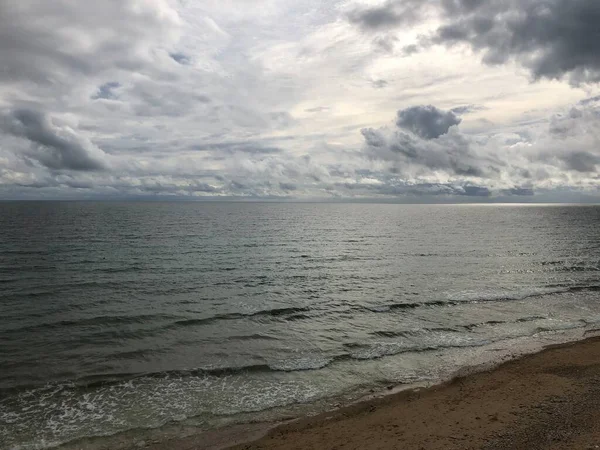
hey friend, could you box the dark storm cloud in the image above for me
[396,105,462,139]
[347,1,600,85]
[1,109,107,171]
[431,0,600,84]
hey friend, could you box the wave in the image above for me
[364,301,458,312]
[285,313,311,321]
[4,312,595,399]
[2,306,314,338]
[370,327,460,338]
[364,284,600,313]
[462,320,507,330]
[0,336,502,396]
[173,306,312,326]
[10,360,336,393]
[226,333,280,341]
[372,315,565,336]
[6,284,600,338]
[343,339,490,361]
[516,316,547,323]
[78,336,503,383]
[565,285,600,293]
[0,314,178,335]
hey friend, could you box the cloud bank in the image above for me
[0,0,599,201]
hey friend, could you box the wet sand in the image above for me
[80,336,600,450]
[225,336,600,450]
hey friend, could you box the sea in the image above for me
[1,202,600,449]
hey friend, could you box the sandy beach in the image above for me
[228,336,600,450]
[107,335,600,450]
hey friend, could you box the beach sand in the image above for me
[119,336,600,450]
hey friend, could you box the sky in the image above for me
[1,0,600,202]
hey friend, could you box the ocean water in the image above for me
[1,202,600,449]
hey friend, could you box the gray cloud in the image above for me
[190,142,283,155]
[279,182,297,192]
[579,95,600,106]
[359,102,600,188]
[92,82,121,100]
[432,0,600,85]
[450,104,487,115]
[461,185,491,197]
[170,52,191,65]
[501,187,535,196]
[373,35,398,53]
[337,181,493,198]
[269,112,295,128]
[347,1,600,85]
[534,103,600,174]
[560,151,600,173]
[1,109,108,171]
[0,1,180,87]
[396,105,462,139]
[361,128,387,148]
[362,120,489,177]
[371,79,389,89]
[347,1,424,30]
[394,183,491,197]
[305,106,330,113]
[140,181,219,195]
[402,44,420,56]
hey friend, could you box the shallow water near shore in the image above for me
[54,328,600,450]
[1,202,600,449]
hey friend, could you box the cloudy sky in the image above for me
[1,0,600,201]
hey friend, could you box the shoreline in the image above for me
[226,335,600,450]
[230,335,600,450]
[60,330,600,450]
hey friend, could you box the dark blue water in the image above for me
[1,202,600,449]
